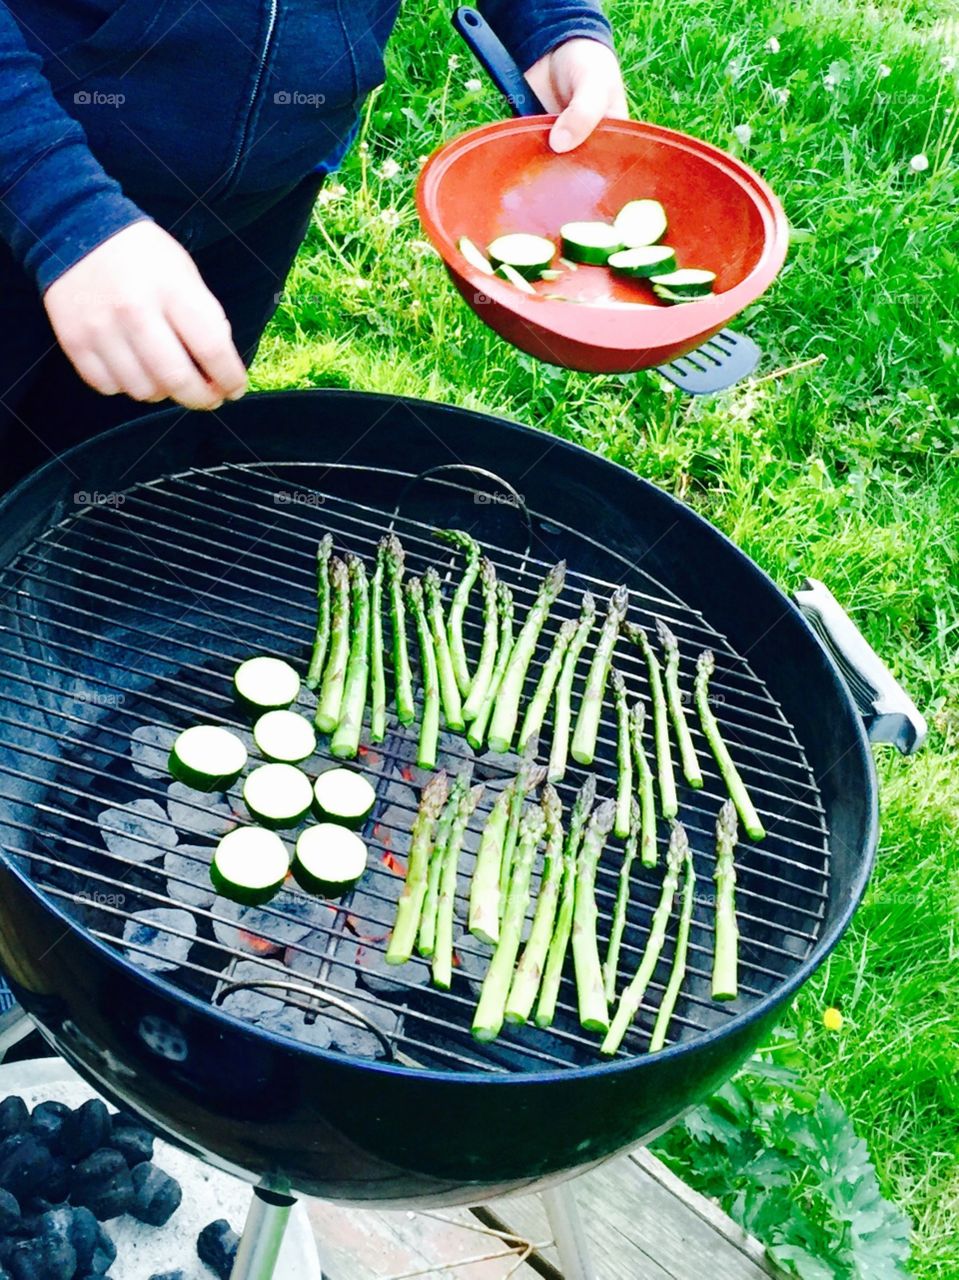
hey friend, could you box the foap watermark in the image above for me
[70,686,126,708]
[74,89,125,108]
[74,490,125,508]
[273,90,327,108]
[274,490,325,507]
[474,491,524,507]
[77,889,127,909]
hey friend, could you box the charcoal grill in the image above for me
[0,390,923,1220]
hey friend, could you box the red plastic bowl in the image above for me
[417,116,788,373]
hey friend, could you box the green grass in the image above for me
[251,2,959,1274]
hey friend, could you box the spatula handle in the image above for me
[452,7,547,117]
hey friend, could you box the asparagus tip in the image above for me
[629,699,646,733]
[718,798,739,844]
[590,797,617,838]
[697,649,716,678]
[656,617,678,651]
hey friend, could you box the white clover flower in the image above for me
[410,299,422,311]
[350,276,369,290]
[448,54,460,70]
[733,123,753,148]
[318,182,347,205]
[767,36,781,54]
[772,86,790,106]
[417,154,429,167]
[942,55,957,73]
[824,73,838,91]
[877,63,892,79]
[380,208,401,229]
[909,153,929,172]
[464,77,483,92]
[379,158,401,180]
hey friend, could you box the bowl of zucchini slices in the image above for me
[417,115,788,373]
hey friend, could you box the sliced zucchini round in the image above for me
[559,222,624,265]
[234,656,300,712]
[652,285,699,305]
[313,768,376,830]
[168,725,248,792]
[243,763,313,829]
[495,262,537,294]
[614,199,668,248]
[608,245,677,278]
[457,236,495,276]
[486,233,555,280]
[650,268,716,297]
[212,826,290,906]
[253,710,317,763]
[294,824,368,897]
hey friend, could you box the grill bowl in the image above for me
[416,117,789,372]
[0,391,876,1206]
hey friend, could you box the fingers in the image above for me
[549,75,614,153]
[129,315,226,410]
[168,293,247,403]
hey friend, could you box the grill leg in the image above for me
[231,1187,322,1280]
[541,1182,596,1280]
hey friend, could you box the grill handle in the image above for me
[794,578,926,755]
[393,463,533,553]
[452,7,546,116]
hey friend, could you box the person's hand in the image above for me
[525,38,629,154]
[43,221,247,411]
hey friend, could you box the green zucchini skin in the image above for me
[293,825,368,897]
[312,769,376,831]
[608,247,677,279]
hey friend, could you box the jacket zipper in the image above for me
[223,0,279,192]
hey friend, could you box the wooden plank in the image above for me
[482,1153,775,1280]
[307,1200,542,1280]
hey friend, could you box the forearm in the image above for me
[0,6,147,291]
[477,0,613,71]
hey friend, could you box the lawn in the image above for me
[251,1,959,1275]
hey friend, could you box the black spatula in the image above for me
[452,6,761,395]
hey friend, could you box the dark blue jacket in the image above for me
[0,1,612,292]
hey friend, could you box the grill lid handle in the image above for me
[794,578,927,755]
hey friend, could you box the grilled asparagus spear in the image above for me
[463,558,499,721]
[433,782,485,990]
[630,702,658,868]
[406,577,440,770]
[611,669,633,839]
[418,776,463,959]
[571,586,629,766]
[603,798,640,1002]
[488,561,566,753]
[649,841,696,1052]
[657,619,703,788]
[469,785,510,945]
[601,822,689,1054]
[628,624,677,820]
[305,534,333,690]
[386,772,449,965]
[386,535,415,726]
[572,797,616,1032]
[712,799,740,1001]
[467,583,514,751]
[535,775,596,1028]
[498,750,545,918]
[435,529,481,697]
[330,555,371,758]
[518,617,576,754]
[472,805,546,1042]
[369,538,387,743]
[505,783,564,1023]
[548,592,596,782]
[695,650,765,840]
[424,567,465,731]
[314,556,350,733]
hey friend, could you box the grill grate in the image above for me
[0,462,829,1073]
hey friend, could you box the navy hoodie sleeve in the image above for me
[0,6,148,293]
[477,0,613,73]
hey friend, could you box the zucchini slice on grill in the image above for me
[253,710,317,763]
[234,656,301,711]
[312,768,376,830]
[211,826,290,905]
[294,824,368,897]
[243,763,313,829]
[168,725,248,792]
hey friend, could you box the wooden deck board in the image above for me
[307,1151,774,1280]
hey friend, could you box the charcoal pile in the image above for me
[0,1095,239,1279]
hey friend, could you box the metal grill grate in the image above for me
[0,462,829,1074]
